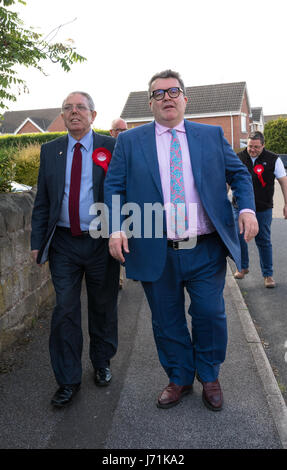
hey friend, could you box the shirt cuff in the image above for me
[239,209,255,215]
[110,230,127,238]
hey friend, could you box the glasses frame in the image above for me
[150,87,183,101]
[62,104,91,113]
[247,144,264,150]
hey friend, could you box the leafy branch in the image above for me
[0,0,86,114]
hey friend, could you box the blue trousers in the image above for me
[142,234,228,385]
[233,207,273,277]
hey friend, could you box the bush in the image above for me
[0,132,67,150]
[0,148,15,192]
[13,143,41,187]
[264,118,287,154]
[0,128,110,150]
[0,129,111,192]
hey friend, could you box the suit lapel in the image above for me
[55,136,68,204]
[139,122,164,201]
[92,131,108,202]
[184,120,202,192]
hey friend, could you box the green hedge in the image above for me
[13,144,41,187]
[0,128,110,149]
[0,148,15,192]
[264,118,287,154]
[0,129,110,192]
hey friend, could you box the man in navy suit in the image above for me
[31,91,119,407]
[104,70,258,411]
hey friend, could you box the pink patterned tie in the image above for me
[170,129,187,237]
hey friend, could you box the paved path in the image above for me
[0,271,286,450]
[230,180,287,406]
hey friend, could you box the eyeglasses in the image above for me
[62,104,91,112]
[113,128,127,133]
[150,87,183,101]
[247,145,263,150]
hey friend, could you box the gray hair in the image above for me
[62,91,95,111]
[148,69,186,96]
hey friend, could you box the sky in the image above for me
[7,0,287,129]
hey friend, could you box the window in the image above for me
[241,114,247,133]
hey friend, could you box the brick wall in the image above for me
[187,115,235,145]
[17,121,41,134]
[127,121,151,129]
[127,116,243,148]
[0,190,55,353]
[48,114,66,132]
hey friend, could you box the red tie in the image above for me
[69,142,82,236]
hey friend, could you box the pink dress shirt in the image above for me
[155,121,215,239]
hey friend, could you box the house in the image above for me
[250,107,264,133]
[121,81,254,149]
[264,114,287,124]
[0,108,66,135]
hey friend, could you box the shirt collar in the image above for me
[68,128,93,152]
[155,120,186,136]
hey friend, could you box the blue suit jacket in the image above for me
[104,120,255,281]
[31,131,115,264]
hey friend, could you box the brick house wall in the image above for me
[16,121,41,134]
[127,116,245,149]
[127,121,151,129]
[47,114,66,132]
[186,115,234,145]
[126,90,251,150]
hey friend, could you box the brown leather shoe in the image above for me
[234,268,249,279]
[197,375,223,411]
[157,382,193,409]
[264,276,276,288]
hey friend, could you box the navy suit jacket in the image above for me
[104,120,255,282]
[31,131,115,264]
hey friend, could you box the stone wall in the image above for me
[0,189,55,353]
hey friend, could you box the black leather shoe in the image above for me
[51,384,80,408]
[94,367,112,386]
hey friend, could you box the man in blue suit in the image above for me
[31,91,119,407]
[104,70,258,411]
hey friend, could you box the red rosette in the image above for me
[92,147,112,174]
[253,164,266,187]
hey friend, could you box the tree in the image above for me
[264,118,287,154]
[0,0,86,115]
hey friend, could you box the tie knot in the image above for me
[74,142,82,151]
[170,129,177,138]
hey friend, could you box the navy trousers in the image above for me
[142,233,228,385]
[48,227,119,385]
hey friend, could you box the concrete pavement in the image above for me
[0,265,286,449]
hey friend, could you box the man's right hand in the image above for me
[109,232,129,263]
[31,250,42,266]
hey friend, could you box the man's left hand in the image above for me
[238,212,259,242]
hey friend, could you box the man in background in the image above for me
[233,131,287,287]
[110,117,128,139]
[110,117,128,289]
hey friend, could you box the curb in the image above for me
[226,263,287,449]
